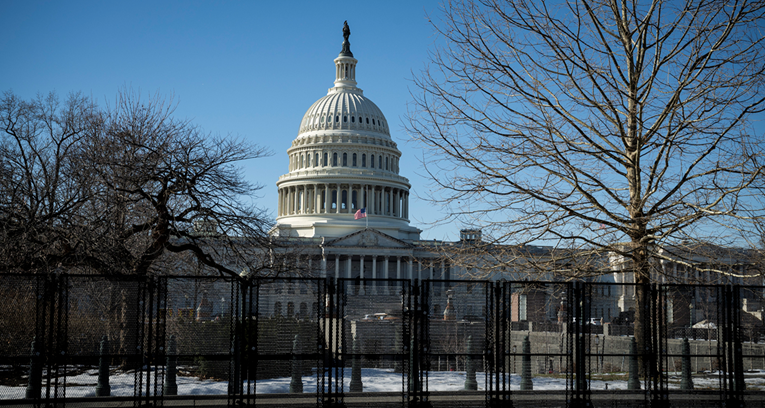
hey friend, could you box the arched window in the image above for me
[372,119,376,125]
[315,153,319,167]
[332,190,337,209]
[366,117,369,124]
[299,302,308,316]
[323,153,328,166]
[385,157,389,170]
[306,154,311,167]
[287,302,295,317]
[362,154,366,167]
[336,115,339,122]
[341,190,348,210]
[352,190,357,210]
[342,153,347,166]
[299,155,303,168]
[351,116,355,123]
[371,155,375,168]
[333,153,338,166]
[352,153,357,166]
[378,155,382,169]
[343,115,347,122]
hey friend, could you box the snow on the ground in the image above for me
[3,368,764,399]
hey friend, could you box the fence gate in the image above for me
[26,274,70,408]
[719,284,745,406]
[485,280,512,407]
[130,276,168,407]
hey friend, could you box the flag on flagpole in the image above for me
[354,208,366,220]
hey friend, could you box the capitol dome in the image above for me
[273,24,420,241]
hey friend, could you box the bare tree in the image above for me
[408,0,765,373]
[0,89,292,278]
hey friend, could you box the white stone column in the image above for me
[335,255,340,283]
[294,187,299,214]
[277,189,282,216]
[384,256,390,294]
[408,257,413,281]
[324,184,330,214]
[393,189,399,217]
[346,256,352,280]
[372,256,377,294]
[388,188,393,216]
[300,186,305,214]
[359,255,365,295]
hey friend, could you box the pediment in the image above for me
[325,228,412,249]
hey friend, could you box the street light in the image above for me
[594,335,600,373]
[689,298,695,339]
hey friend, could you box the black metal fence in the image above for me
[1,274,764,407]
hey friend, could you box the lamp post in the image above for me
[689,298,695,339]
[594,335,600,373]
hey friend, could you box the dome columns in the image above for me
[277,183,409,219]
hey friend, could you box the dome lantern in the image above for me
[334,21,358,90]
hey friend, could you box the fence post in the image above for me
[163,335,178,396]
[350,333,363,392]
[24,338,42,399]
[520,335,533,390]
[680,338,693,390]
[628,337,640,390]
[289,334,304,393]
[464,335,477,390]
[95,336,111,397]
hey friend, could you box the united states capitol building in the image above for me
[270,25,457,286]
[255,24,758,326]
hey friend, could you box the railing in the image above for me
[1,274,763,407]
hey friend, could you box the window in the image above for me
[385,157,389,170]
[341,190,348,209]
[352,153,357,166]
[362,154,366,167]
[333,153,338,166]
[323,153,328,166]
[352,190,357,210]
[371,155,375,168]
[343,116,347,122]
[299,155,303,168]
[372,119,376,125]
[519,294,527,321]
[378,155,382,169]
[342,153,347,166]
[335,116,339,122]
[351,116,355,122]
[287,302,295,317]
[366,117,369,124]
[299,302,308,316]
[315,153,319,167]
[274,302,282,317]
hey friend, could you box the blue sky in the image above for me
[0,0,461,240]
